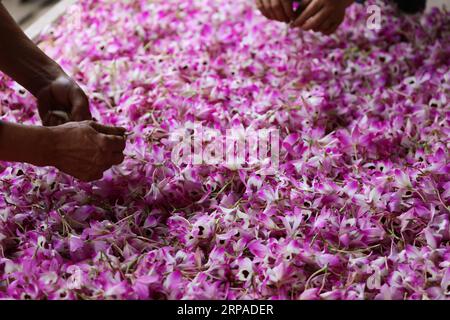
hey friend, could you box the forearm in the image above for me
[0,120,52,166]
[0,3,63,96]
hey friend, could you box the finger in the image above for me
[294,0,312,17]
[302,8,331,31]
[262,0,274,20]
[100,153,125,168]
[323,15,344,35]
[50,77,72,112]
[271,0,288,22]
[293,0,313,24]
[37,87,52,126]
[83,172,104,182]
[73,172,94,182]
[323,20,340,35]
[293,0,323,28]
[101,135,127,153]
[90,122,127,136]
[318,18,334,33]
[256,0,269,18]
[281,0,294,21]
[70,87,92,122]
[111,153,125,166]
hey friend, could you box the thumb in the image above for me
[36,86,53,126]
[89,122,127,137]
[69,87,92,122]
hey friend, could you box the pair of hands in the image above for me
[0,3,125,182]
[35,74,126,182]
[256,0,355,35]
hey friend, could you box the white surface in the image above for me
[3,0,49,22]
[24,0,76,39]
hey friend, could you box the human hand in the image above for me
[255,0,295,23]
[47,121,126,181]
[292,0,355,35]
[36,74,92,126]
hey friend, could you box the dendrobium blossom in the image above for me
[0,0,449,300]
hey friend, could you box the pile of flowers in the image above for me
[0,0,449,299]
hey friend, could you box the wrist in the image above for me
[28,63,66,98]
[36,125,59,167]
[25,125,55,167]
